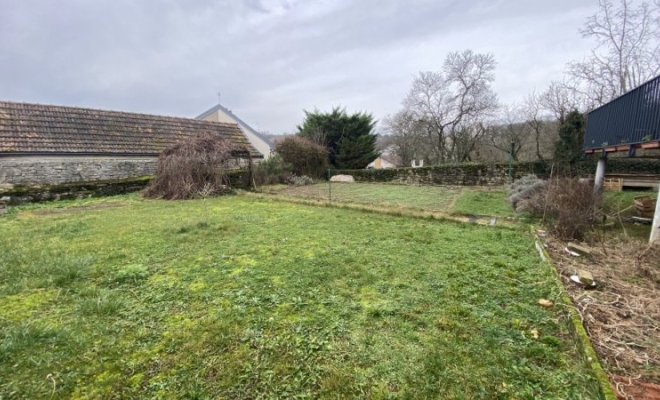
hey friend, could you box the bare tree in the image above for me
[452,119,489,162]
[523,92,550,160]
[568,0,660,105]
[402,49,499,163]
[540,81,583,123]
[486,105,529,161]
[384,110,433,165]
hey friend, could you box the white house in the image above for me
[197,104,274,160]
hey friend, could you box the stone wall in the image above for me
[0,177,153,205]
[0,155,157,189]
[336,163,535,186]
[0,155,253,204]
[336,159,660,186]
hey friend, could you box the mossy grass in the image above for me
[0,194,604,398]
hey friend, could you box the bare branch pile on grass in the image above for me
[143,133,249,200]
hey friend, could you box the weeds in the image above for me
[76,289,126,316]
[287,174,314,186]
[252,154,293,186]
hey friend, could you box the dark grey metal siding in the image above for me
[584,75,660,150]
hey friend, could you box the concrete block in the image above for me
[567,242,591,256]
[578,270,594,286]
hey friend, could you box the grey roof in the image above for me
[196,104,274,149]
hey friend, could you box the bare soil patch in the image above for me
[545,234,660,399]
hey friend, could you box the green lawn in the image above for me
[600,189,656,215]
[1,194,601,398]
[450,189,515,217]
[264,183,462,211]
[265,182,652,221]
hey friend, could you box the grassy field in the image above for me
[450,189,515,217]
[263,183,517,217]
[265,182,652,221]
[263,183,462,212]
[0,194,602,398]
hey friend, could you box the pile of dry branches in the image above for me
[143,133,249,200]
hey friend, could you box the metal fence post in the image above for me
[509,141,515,184]
[328,168,332,203]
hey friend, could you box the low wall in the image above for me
[0,169,251,205]
[0,155,157,188]
[336,159,660,186]
[336,163,538,186]
[0,176,153,205]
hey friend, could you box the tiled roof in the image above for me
[0,101,262,157]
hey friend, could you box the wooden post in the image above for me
[650,182,660,244]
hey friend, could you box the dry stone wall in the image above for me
[0,155,252,204]
[336,159,660,186]
[0,156,157,188]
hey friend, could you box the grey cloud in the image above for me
[0,0,598,134]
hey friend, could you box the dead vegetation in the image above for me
[510,176,596,240]
[143,133,250,200]
[546,234,660,398]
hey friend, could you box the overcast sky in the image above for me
[0,0,599,134]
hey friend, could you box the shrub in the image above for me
[276,136,328,179]
[507,175,546,213]
[143,133,249,200]
[544,178,594,241]
[509,175,595,240]
[288,175,314,186]
[252,154,293,186]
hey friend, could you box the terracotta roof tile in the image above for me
[0,101,262,157]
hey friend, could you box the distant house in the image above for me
[367,155,400,169]
[0,101,261,189]
[197,104,274,160]
[367,145,401,169]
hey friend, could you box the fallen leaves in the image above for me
[538,299,554,308]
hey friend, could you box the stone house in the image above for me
[0,101,262,190]
[197,103,274,160]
